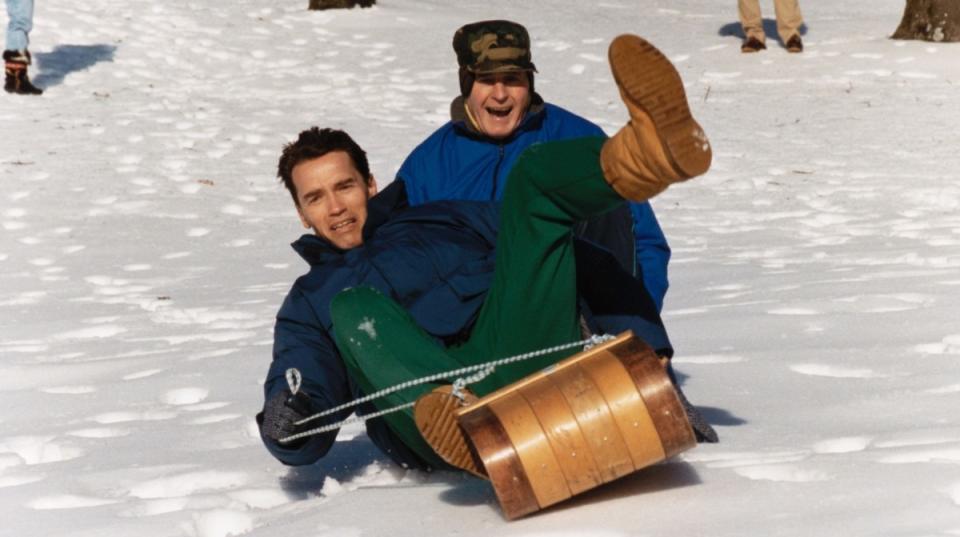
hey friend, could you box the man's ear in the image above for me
[367,175,378,197]
[296,205,311,230]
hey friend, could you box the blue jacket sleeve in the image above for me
[630,202,671,312]
[258,287,355,466]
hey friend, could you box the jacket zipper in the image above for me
[490,144,505,200]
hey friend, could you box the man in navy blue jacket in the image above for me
[258,35,717,471]
[397,20,672,311]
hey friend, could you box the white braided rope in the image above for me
[278,334,613,444]
[282,402,417,441]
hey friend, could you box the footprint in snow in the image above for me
[0,474,44,488]
[52,324,127,340]
[926,383,960,394]
[118,497,189,517]
[161,387,209,406]
[875,447,960,464]
[0,452,25,470]
[913,334,960,355]
[191,509,254,537]
[944,482,960,506]
[0,435,84,465]
[89,410,177,424]
[187,227,211,237]
[900,71,937,79]
[789,363,883,379]
[539,39,573,52]
[183,402,231,412]
[682,449,807,468]
[206,147,232,159]
[181,183,203,194]
[0,292,46,307]
[831,293,931,313]
[227,488,293,509]
[734,464,832,482]
[673,354,744,365]
[874,434,960,449]
[221,204,247,216]
[127,470,248,499]
[40,385,96,395]
[767,307,819,315]
[188,413,241,425]
[123,368,165,380]
[66,427,131,439]
[28,494,119,510]
[812,436,872,454]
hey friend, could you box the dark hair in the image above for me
[277,127,372,206]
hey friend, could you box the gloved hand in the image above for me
[261,388,316,445]
[660,356,719,443]
[674,385,719,443]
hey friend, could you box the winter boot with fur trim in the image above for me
[4,50,43,95]
[600,35,709,202]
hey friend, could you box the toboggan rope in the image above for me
[278,334,615,443]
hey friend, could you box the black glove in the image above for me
[261,389,316,445]
[674,385,719,443]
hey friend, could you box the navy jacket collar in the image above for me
[291,180,409,266]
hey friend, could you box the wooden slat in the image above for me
[458,404,540,520]
[578,350,665,470]
[518,376,602,495]
[550,363,634,483]
[617,339,696,457]
[489,393,571,509]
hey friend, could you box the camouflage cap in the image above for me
[453,20,538,74]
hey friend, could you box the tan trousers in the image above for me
[738,0,803,43]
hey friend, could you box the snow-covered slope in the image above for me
[2,1,959,536]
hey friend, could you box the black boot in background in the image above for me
[4,50,43,95]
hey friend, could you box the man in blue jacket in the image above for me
[397,20,672,311]
[258,35,716,471]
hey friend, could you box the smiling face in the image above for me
[465,71,532,139]
[291,151,377,250]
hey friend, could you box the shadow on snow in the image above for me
[718,18,808,46]
[33,44,116,88]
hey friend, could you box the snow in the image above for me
[2,0,959,535]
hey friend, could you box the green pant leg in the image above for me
[452,136,624,395]
[330,286,461,468]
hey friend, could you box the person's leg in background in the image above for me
[774,0,804,52]
[4,0,42,95]
[738,0,768,52]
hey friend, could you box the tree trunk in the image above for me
[308,0,375,9]
[892,0,960,42]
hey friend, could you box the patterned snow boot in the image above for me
[4,50,43,95]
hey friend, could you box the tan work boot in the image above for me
[601,35,711,202]
[414,385,486,478]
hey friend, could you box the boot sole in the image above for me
[608,35,711,179]
[414,385,486,478]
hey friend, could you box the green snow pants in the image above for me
[331,136,623,467]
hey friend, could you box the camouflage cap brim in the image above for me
[467,62,538,74]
